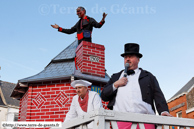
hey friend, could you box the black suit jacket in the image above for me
[101,68,169,115]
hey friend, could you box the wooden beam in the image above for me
[14,88,26,94]
[19,83,28,87]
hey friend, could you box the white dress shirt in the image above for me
[113,68,155,115]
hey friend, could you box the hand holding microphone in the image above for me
[114,63,129,88]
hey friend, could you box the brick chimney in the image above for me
[76,41,105,78]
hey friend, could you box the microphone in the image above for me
[124,63,130,77]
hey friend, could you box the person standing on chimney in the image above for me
[51,6,107,44]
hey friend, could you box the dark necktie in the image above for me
[127,70,135,75]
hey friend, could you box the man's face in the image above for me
[124,54,139,70]
[76,8,85,18]
[75,86,88,98]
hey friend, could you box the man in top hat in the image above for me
[101,43,172,129]
[62,80,102,129]
[51,6,107,45]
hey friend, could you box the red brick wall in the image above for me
[76,41,105,78]
[168,95,187,118]
[18,81,108,124]
[18,82,76,123]
[187,112,194,119]
[168,95,194,129]
[19,87,30,121]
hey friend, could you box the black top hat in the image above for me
[121,43,143,58]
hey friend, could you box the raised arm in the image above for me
[51,24,59,29]
[51,22,77,34]
[91,12,107,28]
[100,12,107,23]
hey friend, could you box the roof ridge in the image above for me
[0,80,16,85]
[169,77,194,100]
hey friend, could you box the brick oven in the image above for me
[11,40,109,127]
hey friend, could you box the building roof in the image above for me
[52,40,77,60]
[19,40,78,83]
[0,81,19,107]
[11,40,110,99]
[168,77,194,102]
[0,95,6,106]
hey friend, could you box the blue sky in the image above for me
[0,0,194,100]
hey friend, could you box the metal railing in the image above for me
[62,108,194,129]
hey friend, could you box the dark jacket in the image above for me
[101,68,169,115]
[58,16,104,44]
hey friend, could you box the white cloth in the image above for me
[113,68,155,115]
[61,91,102,129]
